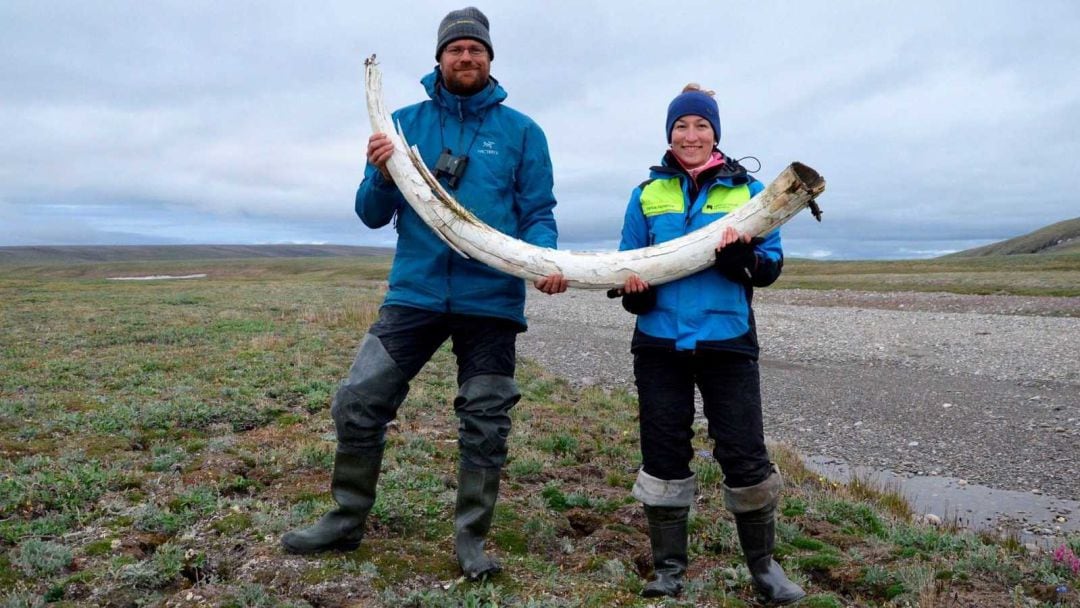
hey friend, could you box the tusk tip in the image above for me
[791,161,826,196]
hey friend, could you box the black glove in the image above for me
[714,237,764,285]
[607,287,657,315]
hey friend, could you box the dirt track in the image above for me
[519,289,1080,504]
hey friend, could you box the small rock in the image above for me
[942,403,953,408]
[1032,489,1043,495]
[907,441,919,447]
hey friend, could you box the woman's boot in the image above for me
[725,469,806,605]
[632,470,696,597]
[641,505,689,597]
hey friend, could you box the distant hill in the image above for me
[944,217,1080,258]
[0,244,394,264]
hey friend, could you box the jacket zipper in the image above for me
[448,97,465,312]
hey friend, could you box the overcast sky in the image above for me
[2,1,1077,259]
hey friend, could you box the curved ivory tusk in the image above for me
[363,55,825,289]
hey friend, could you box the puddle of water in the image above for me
[805,455,1078,546]
[107,274,208,281]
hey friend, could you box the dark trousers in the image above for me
[634,348,772,488]
[332,305,521,469]
[369,305,521,384]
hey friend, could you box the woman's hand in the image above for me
[714,227,758,284]
[715,225,750,252]
[623,274,650,294]
[616,274,657,315]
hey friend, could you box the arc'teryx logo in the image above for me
[477,140,498,155]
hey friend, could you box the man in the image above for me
[281,7,566,581]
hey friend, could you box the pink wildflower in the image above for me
[1053,544,1080,576]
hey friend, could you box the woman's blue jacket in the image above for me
[619,155,783,353]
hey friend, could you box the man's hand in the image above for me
[367,133,394,180]
[533,273,568,295]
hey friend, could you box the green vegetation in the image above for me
[0,259,1076,606]
[945,216,1080,257]
[0,244,394,264]
[778,251,1080,297]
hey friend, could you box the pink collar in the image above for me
[676,151,725,180]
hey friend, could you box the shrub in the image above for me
[819,499,886,537]
[540,484,591,512]
[691,457,723,488]
[221,583,286,608]
[115,542,183,589]
[2,460,120,516]
[13,539,72,577]
[507,458,543,479]
[800,596,843,608]
[0,591,45,608]
[537,433,578,456]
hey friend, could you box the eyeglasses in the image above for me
[443,45,488,58]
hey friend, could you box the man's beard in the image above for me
[443,71,488,96]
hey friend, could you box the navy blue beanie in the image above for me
[665,90,721,143]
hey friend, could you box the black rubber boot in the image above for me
[641,505,689,598]
[454,466,502,581]
[281,446,383,554]
[734,503,806,605]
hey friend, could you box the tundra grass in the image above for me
[1,265,1077,606]
[778,252,1080,297]
[4,250,1078,297]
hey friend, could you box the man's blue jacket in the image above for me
[356,68,558,327]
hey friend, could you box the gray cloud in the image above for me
[1,0,1078,258]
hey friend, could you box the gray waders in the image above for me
[281,336,520,583]
[280,446,384,554]
[452,374,520,580]
[281,334,407,555]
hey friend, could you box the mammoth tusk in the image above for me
[363,55,825,289]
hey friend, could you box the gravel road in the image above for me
[519,289,1080,505]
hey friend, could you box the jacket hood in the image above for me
[421,67,507,118]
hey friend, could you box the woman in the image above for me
[616,84,805,605]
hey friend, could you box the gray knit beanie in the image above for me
[436,7,493,60]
